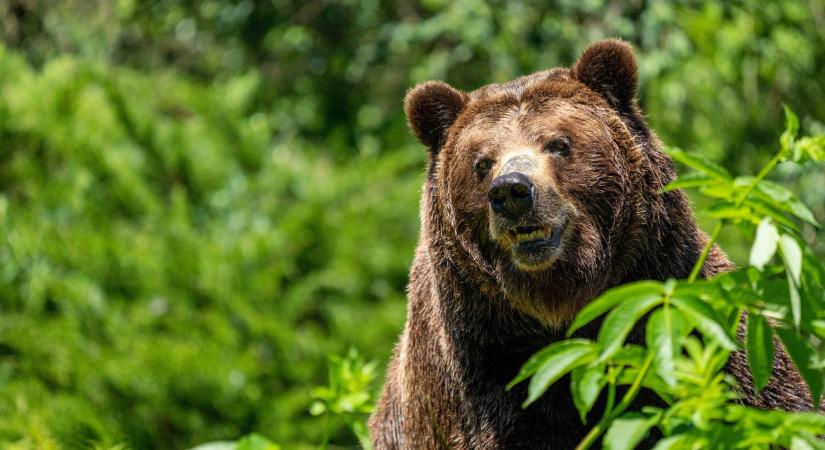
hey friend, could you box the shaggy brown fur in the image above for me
[370,39,819,449]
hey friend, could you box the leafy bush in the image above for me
[1,1,824,449]
[509,110,825,449]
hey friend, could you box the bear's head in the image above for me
[406,40,680,327]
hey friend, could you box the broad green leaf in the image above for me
[646,307,686,387]
[651,435,691,450]
[597,295,663,363]
[780,234,803,328]
[236,434,281,450]
[705,201,753,221]
[665,147,731,180]
[188,443,238,450]
[744,197,801,233]
[604,413,658,450]
[746,314,775,393]
[523,344,598,406]
[755,181,819,226]
[785,412,825,433]
[779,235,803,284]
[775,328,823,406]
[571,364,604,423]
[568,281,664,337]
[699,182,739,199]
[508,339,594,389]
[790,436,817,450]
[661,172,721,192]
[671,295,737,351]
[750,217,778,270]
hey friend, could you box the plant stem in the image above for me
[687,222,722,282]
[574,353,655,450]
[686,147,788,283]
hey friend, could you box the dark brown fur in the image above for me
[370,40,819,449]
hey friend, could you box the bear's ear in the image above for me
[404,81,468,154]
[572,39,638,111]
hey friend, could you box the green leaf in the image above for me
[795,135,825,162]
[744,197,801,234]
[523,343,598,407]
[746,314,775,393]
[651,435,691,450]
[646,307,685,387]
[603,413,658,450]
[781,105,800,152]
[699,182,738,199]
[779,235,803,284]
[790,436,817,450]
[755,181,819,226]
[665,147,732,180]
[775,327,823,406]
[571,364,604,423]
[661,172,721,192]
[750,217,778,270]
[507,339,593,390]
[568,281,664,337]
[671,295,737,351]
[236,434,280,450]
[779,234,803,329]
[705,201,754,221]
[597,294,663,363]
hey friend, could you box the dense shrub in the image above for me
[0,1,824,448]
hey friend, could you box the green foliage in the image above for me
[511,112,825,449]
[310,349,377,450]
[1,1,824,449]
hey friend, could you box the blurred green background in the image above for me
[0,0,824,449]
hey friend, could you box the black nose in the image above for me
[488,173,534,219]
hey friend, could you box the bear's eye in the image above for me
[474,158,494,178]
[543,138,571,157]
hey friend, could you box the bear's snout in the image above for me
[488,172,534,219]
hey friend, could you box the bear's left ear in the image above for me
[572,39,638,111]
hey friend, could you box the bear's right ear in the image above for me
[404,81,468,155]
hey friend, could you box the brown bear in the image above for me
[369,39,816,449]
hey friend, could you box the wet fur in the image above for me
[370,40,819,449]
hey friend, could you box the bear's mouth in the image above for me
[504,222,566,269]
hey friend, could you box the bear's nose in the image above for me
[488,173,534,219]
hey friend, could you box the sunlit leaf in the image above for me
[661,172,722,192]
[571,364,604,423]
[523,344,598,407]
[755,181,819,227]
[779,235,803,285]
[746,314,775,393]
[750,217,778,270]
[597,294,663,363]
[671,295,736,351]
[604,413,658,450]
[744,197,801,234]
[779,234,803,329]
[705,201,754,221]
[568,281,663,337]
[507,339,594,390]
[646,307,686,387]
[795,135,825,162]
[665,147,732,180]
[699,182,739,199]
[780,105,800,152]
[651,435,691,450]
[790,436,817,450]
